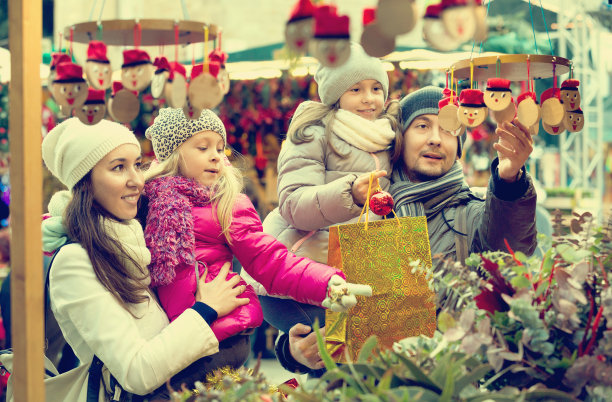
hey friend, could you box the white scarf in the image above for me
[325,109,396,152]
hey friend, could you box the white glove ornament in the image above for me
[322,274,372,313]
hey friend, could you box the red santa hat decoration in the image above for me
[310,5,351,68]
[457,89,487,128]
[84,41,112,90]
[121,49,154,92]
[75,88,107,126]
[285,0,316,54]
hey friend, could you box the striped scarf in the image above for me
[390,161,472,219]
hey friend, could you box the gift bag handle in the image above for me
[358,172,401,230]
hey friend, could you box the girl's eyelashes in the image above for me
[112,164,124,171]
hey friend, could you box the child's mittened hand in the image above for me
[351,170,387,207]
[322,275,372,313]
[196,262,249,318]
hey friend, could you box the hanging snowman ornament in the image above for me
[121,49,153,92]
[51,62,88,112]
[422,4,462,52]
[310,5,351,68]
[84,41,112,90]
[75,88,106,126]
[284,0,316,55]
[107,81,140,124]
[151,56,171,99]
[163,62,187,108]
[559,79,581,112]
[457,89,487,128]
[360,7,395,58]
[484,78,512,111]
[540,87,564,127]
[48,53,72,89]
[490,96,516,125]
[438,90,464,136]
[209,49,231,95]
[375,0,418,38]
[440,0,477,44]
[564,108,584,133]
[188,62,223,114]
[516,92,540,129]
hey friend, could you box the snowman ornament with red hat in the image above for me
[438,89,465,136]
[188,62,223,116]
[440,0,477,44]
[51,62,88,114]
[48,53,72,90]
[457,89,488,128]
[516,91,540,134]
[559,79,581,112]
[165,62,188,108]
[285,0,316,55]
[310,5,351,68]
[422,4,463,52]
[564,108,584,133]
[209,49,230,95]
[121,49,154,92]
[84,41,112,90]
[151,56,172,99]
[540,87,565,135]
[75,88,107,126]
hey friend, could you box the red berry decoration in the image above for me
[369,191,394,216]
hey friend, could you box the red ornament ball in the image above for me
[369,191,394,216]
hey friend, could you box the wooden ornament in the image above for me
[458,105,487,127]
[75,103,106,126]
[560,80,581,111]
[285,18,314,54]
[375,0,418,38]
[473,5,488,43]
[540,89,564,126]
[164,73,187,108]
[439,104,462,133]
[516,93,540,128]
[441,4,477,43]
[529,122,539,136]
[108,89,140,124]
[542,120,566,136]
[484,90,512,112]
[150,71,169,99]
[188,72,223,111]
[121,63,154,92]
[183,97,203,120]
[491,100,516,125]
[422,5,463,52]
[564,109,584,133]
[52,82,88,111]
[85,62,112,90]
[218,69,231,95]
[361,23,396,58]
[309,38,351,68]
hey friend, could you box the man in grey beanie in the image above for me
[390,86,538,297]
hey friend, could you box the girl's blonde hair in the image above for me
[144,149,243,243]
[287,99,403,162]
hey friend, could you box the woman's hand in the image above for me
[351,170,387,206]
[196,262,249,318]
[289,323,326,370]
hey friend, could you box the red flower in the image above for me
[474,256,515,313]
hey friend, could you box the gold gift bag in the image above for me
[325,177,436,362]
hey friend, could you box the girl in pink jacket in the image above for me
[143,108,364,358]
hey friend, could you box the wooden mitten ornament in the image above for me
[457,89,487,128]
[491,97,516,125]
[441,0,477,43]
[516,92,540,128]
[75,88,106,125]
[51,62,88,112]
[542,120,565,136]
[107,81,139,124]
[165,62,187,108]
[285,0,316,55]
[151,56,171,99]
[540,88,564,126]
[48,53,72,89]
[360,7,395,58]
[121,49,153,92]
[484,78,512,111]
[84,41,112,90]
[438,93,465,136]
[564,108,584,133]
[310,5,351,68]
[375,0,418,38]
[560,79,580,111]
[209,49,231,95]
[423,4,462,52]
[188,62,223,111]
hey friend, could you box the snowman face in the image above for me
[52,82,88,109]
[517,98,540,128]
[309,38,351,68]
[285,19,313,54]
[441,6,477,43]
[484,90,512,111]
[560,89,580,111]
[121,64,153,92]
[76,103,106,125]
[85,61,112,90]
[541,97,564,126]
[542,120,565,135]
[438,104,462,132]
[457,105,487,127]
[564,111,584,132]
[422,18,463,52]
[151,71,169,98]
[183,98,202,120]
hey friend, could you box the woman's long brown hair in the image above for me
[64,172,149,306]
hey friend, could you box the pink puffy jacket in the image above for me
[144,176,343,341]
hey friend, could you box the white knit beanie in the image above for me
[314,42,389,106]
[42,118,141,189]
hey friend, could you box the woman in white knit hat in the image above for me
[258,42,402,374]
[38,117,247,400]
